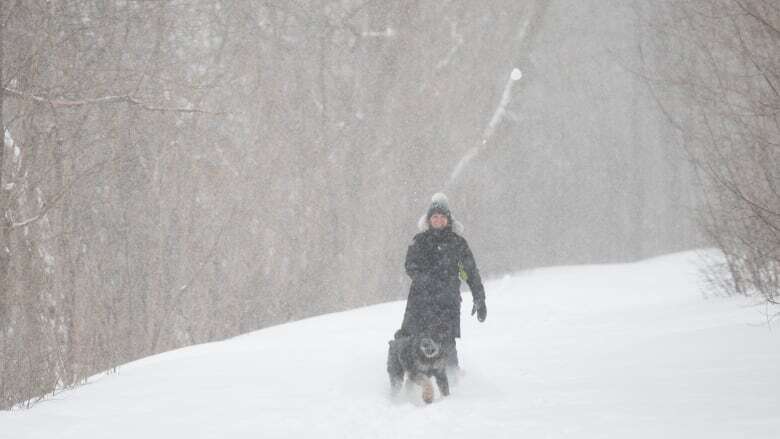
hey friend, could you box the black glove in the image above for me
[471,299,487,322]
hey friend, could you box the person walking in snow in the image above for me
[396,193,487,371]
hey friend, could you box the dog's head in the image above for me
[416,325,450,359]
[418,336,442,359]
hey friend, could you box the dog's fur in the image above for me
[387,333,452,403]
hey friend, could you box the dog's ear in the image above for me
[430,322,449,342]
[431,330,448,345]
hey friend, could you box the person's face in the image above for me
[429,213,448,230]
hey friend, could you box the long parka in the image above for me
[399,220,485,339]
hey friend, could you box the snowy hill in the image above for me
[3,251,779,439]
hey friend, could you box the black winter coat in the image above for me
[400,227,485,339]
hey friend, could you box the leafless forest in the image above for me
[1,0,777,409]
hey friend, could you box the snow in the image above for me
[4,128,13,149]
[3,250,779,438]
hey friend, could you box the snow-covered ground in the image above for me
[3,251,779,438]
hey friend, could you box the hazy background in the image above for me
[2,0,777,409]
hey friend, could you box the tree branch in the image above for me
[3,87,224,115]
[733,0,780,39]
[2,153,132,230]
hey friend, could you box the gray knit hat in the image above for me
[417,193,464,233]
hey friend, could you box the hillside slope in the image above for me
[3,251,779,438]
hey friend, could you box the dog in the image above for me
[387,332,452,404]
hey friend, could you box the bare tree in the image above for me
[635,0,779,305]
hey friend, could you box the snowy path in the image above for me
[3,251,779,438]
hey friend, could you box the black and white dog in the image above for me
[387,332,452,404]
